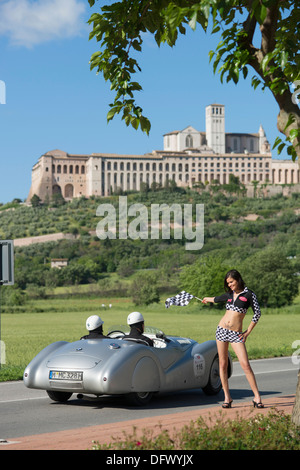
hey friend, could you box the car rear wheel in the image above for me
[126,391,153,406]
[46,390,73,402]
[202,355,222,395]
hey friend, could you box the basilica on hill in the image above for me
[27,104,299,202]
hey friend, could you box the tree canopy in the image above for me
[88,0,300,160]
[180,248,299,309]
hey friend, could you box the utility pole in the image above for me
[0,240,14,369]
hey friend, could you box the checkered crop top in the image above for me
[214,287,261,324]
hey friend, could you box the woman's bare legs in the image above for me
[216,340,232,403]
[230,341,262,403]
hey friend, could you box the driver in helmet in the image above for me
[126,311,154,346]
[80,315,107,340]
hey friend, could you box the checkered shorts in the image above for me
[216,326,244,343]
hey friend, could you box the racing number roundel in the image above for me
[193,354,205,377]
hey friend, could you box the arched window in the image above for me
[52,184,61,195]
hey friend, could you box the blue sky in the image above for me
[0,0,289,204]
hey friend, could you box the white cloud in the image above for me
[0,0,87,47]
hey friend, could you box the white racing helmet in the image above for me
[127,311,144,326]
[86,315,104,331]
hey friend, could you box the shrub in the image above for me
[130,272,160,305]
[92,410,300,450]
[241,247,299,307]
[179,254,231,302]
[1,286,26,306]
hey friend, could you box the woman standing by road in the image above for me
[202,269,264,409]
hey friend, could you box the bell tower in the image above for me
[205,104,225,154]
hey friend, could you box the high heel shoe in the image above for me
[222,400,233,409]
[253,400,264,409]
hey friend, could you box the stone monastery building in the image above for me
[27,104,299,202]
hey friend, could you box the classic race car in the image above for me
[23,326,232,406]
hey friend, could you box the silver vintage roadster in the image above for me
[23,326,232,406]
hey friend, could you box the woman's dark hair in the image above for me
[224,269,245,292]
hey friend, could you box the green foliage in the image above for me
[0,190,299,308]
[87,0,214,134]
[222,174,246,196]
[117,258,135,277]
[30,194,41,207]
[180,246,299,308]
[272,115,300,162]
[1,286,27,306]
[241,247,299,308]
[50,192,66,207]
[88,0,152,134]
[180,254,231,302]
[130,272,160,305]
[88,0,300,158]
[93,410,300,450]
[1,293,299,381]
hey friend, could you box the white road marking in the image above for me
[232,368,297,377]
[0,396,47,404]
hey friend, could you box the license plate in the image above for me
[49,371,83,381]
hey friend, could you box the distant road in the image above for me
[0,356,298,440]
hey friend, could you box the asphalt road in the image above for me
[0,356,298,440]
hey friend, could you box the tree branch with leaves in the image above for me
[88,0,300,160]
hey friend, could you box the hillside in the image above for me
[0,188,299,303]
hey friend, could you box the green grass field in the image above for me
[1,294,299,382]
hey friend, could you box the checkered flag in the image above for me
[165,291,201,308]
